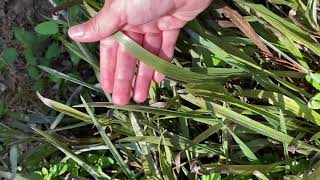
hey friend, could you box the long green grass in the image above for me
[1,0,320,179]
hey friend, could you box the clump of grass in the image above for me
[1,0,320,179]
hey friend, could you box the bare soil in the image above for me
[0,0,51,113]
[1,0,50,48]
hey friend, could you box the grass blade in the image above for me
[184,123,224,151]
[219,2,272,55]
[241,90,320,125]
[74,102,221,126]
[239,1,320,56]
[112,31,225,83]
[37,92,112,125]
[59,38,99,71]
[32,127,110,179]
[158,136,176,180]
[129,113,160,178]
[182,94,320,153]
[119,136,222,155]
[80,96,135,179]
[202,164,285,175]
[253,170,270,180]
[227,127,258,161]
[38,65,103,93]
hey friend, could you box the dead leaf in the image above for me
[215,1,272,56]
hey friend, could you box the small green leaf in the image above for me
[2,48,17,64]
[14,28,37,48]
[57,164,68,176]
[45,43,60,59]
[100,157,114,167]
[25,48,37,65]
[38,65,103,93]
[28,66,39,79]
[41,167,49,175]
[35,21,59,35]
[87,154,99,164]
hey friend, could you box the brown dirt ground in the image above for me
[0,0,51,114]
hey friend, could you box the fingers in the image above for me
[133,33,162,103]
[154,29,180,83]
[123,21,160,34]
[158,16,186,31]
[68,3,122,42]
[100,38,118,93]
[123,16,186,34]
[112,32,144,105]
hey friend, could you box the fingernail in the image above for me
[68,26,85,38]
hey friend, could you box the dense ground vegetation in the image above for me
[1,0,320,179]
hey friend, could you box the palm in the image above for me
[69,0,212,105]
[121,0,211,33]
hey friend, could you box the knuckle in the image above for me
[100,38,116,46]
[90,18,103,36]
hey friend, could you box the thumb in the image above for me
[68,4,122,42]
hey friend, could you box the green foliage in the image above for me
[201,174,221,180]
[28,66,40,80]
[2,48,18,64]
[308,93,320,109]
[37,163,68,180]
[14,28,37,48]
[81,96,135,178]
[35,21,59,35]
[0,48,18,70]
[45,43,60,59]
[0,100,5,118]
[25,48,37,66]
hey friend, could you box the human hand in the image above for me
[68,0,212,105]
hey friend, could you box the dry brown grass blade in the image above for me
[216,1,272,56]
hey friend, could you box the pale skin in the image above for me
[68,0,212,105]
